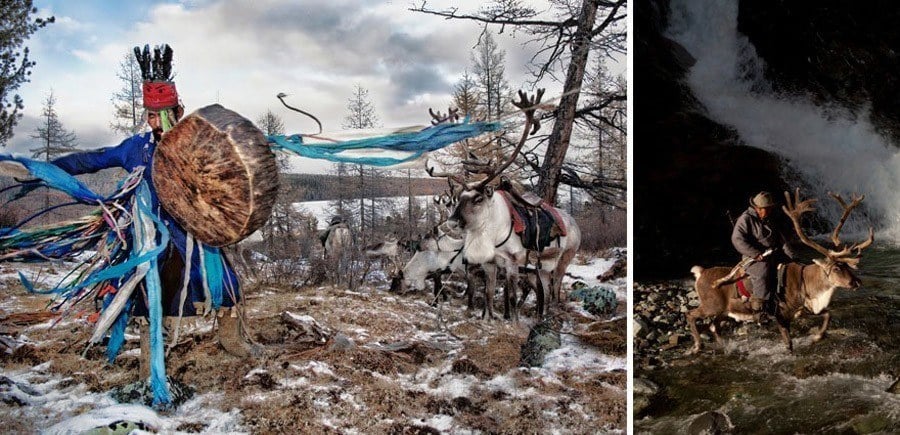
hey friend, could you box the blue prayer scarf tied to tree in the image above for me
[0,117,498,407]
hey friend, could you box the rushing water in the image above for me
[636,245,900,433]
[666,0,900,240]
[635,0,900,432]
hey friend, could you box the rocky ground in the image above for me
[0,255,626,433]
[632,279,701,369]
[633,275,900,434]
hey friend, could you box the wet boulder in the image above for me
[633,377,660,417]
[687,411,733,434]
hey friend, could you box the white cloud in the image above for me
[9,0,622,175]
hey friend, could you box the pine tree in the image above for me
[110,51,144,136]
[0,1,53,146]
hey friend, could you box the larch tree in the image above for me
[472,30,511,122]
[452,69,480,118]
[412,0,627,204]
[0,0,53,146]
[342,84,382,237]
[30,90,77,161]
[29,90,76,219]
[110,51,144,137]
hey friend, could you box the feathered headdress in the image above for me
[134,44,177,111]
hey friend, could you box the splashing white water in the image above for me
[666,0,900,241]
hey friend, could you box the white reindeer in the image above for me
[438,90,582,320]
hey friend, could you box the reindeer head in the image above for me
[783,188,874,290]
[430,89,545,231]
[449,186,495,229]
[811,258,863,289]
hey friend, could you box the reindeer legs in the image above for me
[686,308,704,355]
[482,263,498,321]
[535,269,551,319]
[776,314,793,353]
[812,310,831,343]
[504,266,520,322]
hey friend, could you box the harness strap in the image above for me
[495,219,514,248]
[445,247,464,272]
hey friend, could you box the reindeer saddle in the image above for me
[498,190,567,252]
[716,264,788,300]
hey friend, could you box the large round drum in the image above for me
[152,104,279,247]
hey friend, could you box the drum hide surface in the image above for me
[152,104,279,247]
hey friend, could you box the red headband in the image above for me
[143,81,178,110]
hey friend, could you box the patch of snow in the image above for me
[292,361,337,379]
[422,414,455,432]
[542,333,626,375]
[484,374,517,393]
[244,368,268,379]
[279,376,310,389]
[44,404,165,435]
[3,367,245,433]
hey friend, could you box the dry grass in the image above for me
[0,277,626,433]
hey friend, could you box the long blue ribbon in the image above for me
[267,119,500,166]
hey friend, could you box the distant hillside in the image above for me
[0,171,450,226]
[281,173,448,202]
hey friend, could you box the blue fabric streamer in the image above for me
[17,271,35,293]
[0,154,104,203]
[202,245,225,310]
[105,296,132,364]
[267,119,500,166]
[135,182,171,406]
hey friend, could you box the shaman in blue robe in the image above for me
[52,132,241,316]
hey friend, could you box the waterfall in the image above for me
[666,0,900,241]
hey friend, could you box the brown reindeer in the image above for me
[687,189,873,354]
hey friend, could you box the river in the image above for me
[635,243,900,433]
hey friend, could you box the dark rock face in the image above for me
[635,0,789,279]
[737,0,900,142]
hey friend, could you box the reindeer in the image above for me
[391,229,470,302]
[436,90,582,321]
[319,216,353,283]
[687,189,873,354]
[320,216,351,261]
[364,236,401,265]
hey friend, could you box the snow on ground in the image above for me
[0,250,627,433]
[1,361,243,434]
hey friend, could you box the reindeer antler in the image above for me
[782,188,841,259]
[828,191,874,261]
[471,89,545,191]
[425,159,466,186]
[827,192,864,248]
[784,188,875,265]
[428,107,460,125]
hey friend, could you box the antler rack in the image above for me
[783,188,874,267]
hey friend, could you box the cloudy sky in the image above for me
[9,0,624,174]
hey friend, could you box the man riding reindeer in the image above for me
[731,191,798,318]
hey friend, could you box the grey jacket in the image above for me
[731,207,797,260]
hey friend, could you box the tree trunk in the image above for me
[537,0,599,204]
